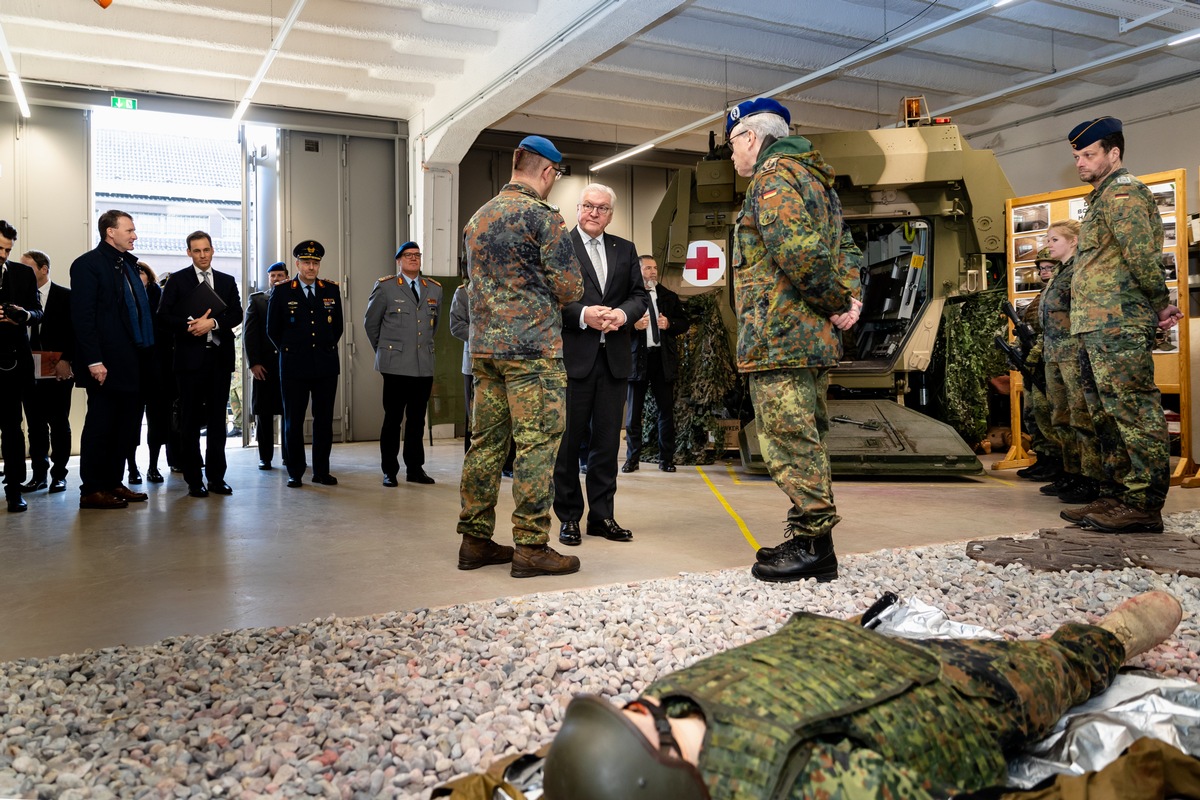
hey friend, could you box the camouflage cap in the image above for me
[1035,248,1059,269]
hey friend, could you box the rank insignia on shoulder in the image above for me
[378,275,393,282]
[323,279,340,287]
[425,277,441,287]
[761,155,779,173]
[1116,175,1132,184]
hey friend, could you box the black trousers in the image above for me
[379,373,433,477]
[256,414,288,466]
[282,373,338,480]
[80,386,140,496]
[553,352,625,524]
[177,349,233,488]
[0,367,31,497]
[23,378,74,481]
[625,349,675,464]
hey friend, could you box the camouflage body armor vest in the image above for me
[646,613,1012,800]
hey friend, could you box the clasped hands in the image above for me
[584,305,625,333]
[634,311,669,332]
[830,298,863,331]
[187,309,217,336]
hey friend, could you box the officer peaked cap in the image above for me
[726,98,790,136]
[267,261,288,273]
[517,135,563,164]
[293,240,324,260]
[1068,117,1122,149]
[395,241,420,259]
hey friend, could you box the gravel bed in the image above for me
[2,515,1199,799]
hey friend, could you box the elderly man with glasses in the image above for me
[363,241,443,487]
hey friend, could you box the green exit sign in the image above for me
[111,96,138,110]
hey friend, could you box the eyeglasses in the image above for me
[401,253,423,259]
[553,166,566,180]
[579,202,612,215]
[729,129,751,144]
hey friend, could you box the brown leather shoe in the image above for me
[112,484,149,502]
[1059,496,1121,524]
[79,491,129,509]
[458,535,515,570]
[1081,503,1163,533]
[511,544,580,578]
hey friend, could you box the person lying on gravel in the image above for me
[437,591,1191,799]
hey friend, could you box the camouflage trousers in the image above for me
[791,623,1123,799]
[457,358,567,546]
[1077,328,1169,510]
[1024,381,1060,464]
[749,368,840,537]
[1045,348,1100,480]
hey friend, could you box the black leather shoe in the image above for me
[658,462,676,472]
[7,494,27,513]
[312,474,338,486]
[287,478,303,488]
[407,470,435,484]
[258,461,273,471]
[586,518,633,542]
[559,520,581,546]
[209,482,234,495]
[188,484,209,498]
[501,469,513,478]
[128,470,142,485]
[146,467,164,483]
[48,479,67,494]
[20,477,48,492]
[751,532,838,583]
[382,475,398,487]
[620,461,639,473]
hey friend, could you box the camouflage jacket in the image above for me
[1040,256,1077,362]
[734,136,861,372]
[1070,168,1166,335]
[463,181,584,359]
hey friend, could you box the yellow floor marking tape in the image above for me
[696,465,759,550]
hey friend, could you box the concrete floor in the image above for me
[4,440,1199,663]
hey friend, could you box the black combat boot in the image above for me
[1017,456,1062,482]
[1058,474,1101,504]
[751,531,838,583]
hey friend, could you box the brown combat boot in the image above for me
[1098,591,1182,659]
[457,535,514,570]
[1059,496,1121,524]
[511,544,580,578]
[1080,502,1164,533]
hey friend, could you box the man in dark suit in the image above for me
[244,260,289,471]
[623,255,690,473]
[158,231,243,497]
[266,240,343,489]
[553,184,647,546]
[71,210,154,510]
[0,221,43,513]
[19,250,74,496]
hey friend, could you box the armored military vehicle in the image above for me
[651,123,1013,476]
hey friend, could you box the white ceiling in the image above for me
[4,0,1200,164]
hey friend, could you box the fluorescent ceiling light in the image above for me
[0,21,30,118]
[1169,30,1200,46]
[591,142,654,171]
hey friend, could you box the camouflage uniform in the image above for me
[457,181,583,546]
[734,136,860,537]
[648,612,1123,799]
[1070,168,1169,511]
[1020,293,1059,465]
[1040,256,1100,482]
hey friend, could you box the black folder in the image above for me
[179,277,228,320]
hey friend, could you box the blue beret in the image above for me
[292,240,324,260]
[726,98,791,136]
[395,241,420,259]
[1068,117,1122,149]
[266,261,287,273]
[517,135,563,164]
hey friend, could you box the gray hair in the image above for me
[734,113,790,142]
[580,183,616,208]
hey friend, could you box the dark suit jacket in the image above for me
[629,283,690,383]
[266,278,343,380]
[561,228,647,381]
[0,262,42,369]
[245,289,284,415]
[70,243,147,393]
[31,282,73,363]
[158,267,243,373]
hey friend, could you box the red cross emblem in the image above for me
[683,241,726,287]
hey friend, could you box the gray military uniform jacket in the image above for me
[363,273,442,377]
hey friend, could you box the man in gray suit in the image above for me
[363,241,443,487]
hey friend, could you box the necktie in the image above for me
[201,271,218,344]
[202,270,212,290]
[648,288,661,345]
[587,238,606,290]
[410,279,420,302]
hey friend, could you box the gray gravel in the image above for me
[2,515,1199,799]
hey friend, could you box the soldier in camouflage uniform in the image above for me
[1063,117,1183,533]
[455,135,585,578]
[1018,251,1062,487]
[1040,221,1105,508]
[538,591,1182,800]
[725,98,862,583]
